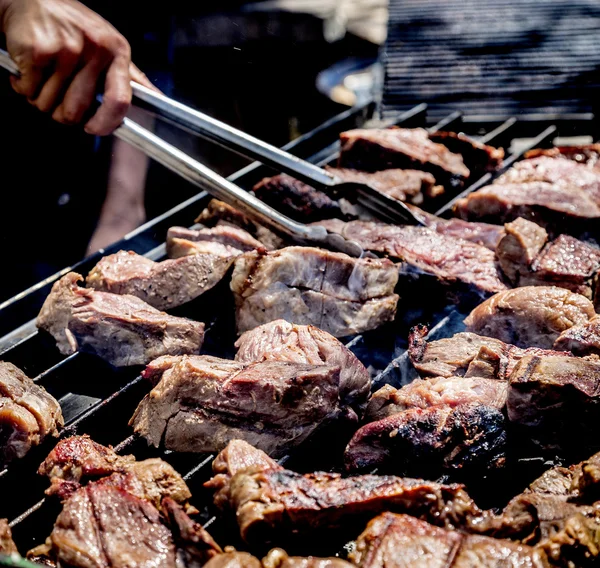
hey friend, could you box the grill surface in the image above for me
[0,105,598,556]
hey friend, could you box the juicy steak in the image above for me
[317,220,508,299]
[234,319,371,416]
[130,355,342,456]
[0,361,62,463]
[230,246,399,337]
[349,513,548,568]
[86,250,234,310]
[464,286,595,349]
[338,128,470,186]
[37,273,205,367]
[344,402,507,475]
[554,314,600,356]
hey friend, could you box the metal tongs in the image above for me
[0,49,423,257]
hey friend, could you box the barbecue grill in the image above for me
[0,102,598,557]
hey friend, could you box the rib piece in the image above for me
[234,319,371,416]
[316,220,508,298]
[36,273,205,367]
[130,355,342,456]
[349,513,548,568]
[0,519,17,554]
[554,314,600,356]
[338,127,470,186]
[86,250,234,310]
[464,286,595,349]
[230,247,399,337]
[344,403,507,475]
[496,218,548,284]
[365,377,508,422]
[429,130,504,174]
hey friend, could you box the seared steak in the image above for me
[87,250,234,310]
[39,435,191,509]
[234,319,371,416]
[316,220,508,299]
[0,519,17,554]
[349,513,548,568]
[0,362,62,463]
[167,224,264,258]
[554,314,600,356]
[365,377,508,422]
[37,273,205,367]
[338,128,470,186]
[230,246,399,337]
[464,286,595,349]
[429,130,504,174]
[130,355,342,456]
[524,144,600,168]
[344,403,507,475]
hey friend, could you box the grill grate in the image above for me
[0,105,598,556]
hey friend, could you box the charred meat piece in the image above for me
[365,377,508,422]
[349,513,548,568]
[86,250,234,310]
[453,182,600,229]
[39,435,192,508]
[338,128,470,187]
[36,273,205,367]
[234,319,371,416]
[205,552,263,568]
[429,130,505,174]
[344,403,507,476]
[496,218,548,284]
[130,355,342,456]
[507,354,600,451]
[326,166,443,204]
[0,519,18,554]
[230,246,399,338]
[464,286,595,349]
[262,548,354,568]
[554,314,600,356]
[0,362,62,463]
[317,220,508,299]
[524,144,600,168]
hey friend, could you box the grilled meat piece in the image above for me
[262,548,354,568]
[453,182,600,228]
[316,220,508,299]
[234,319,371,416]
[464,286,595,349]
[0,519,17,554]
[37,273,205,367]
[130,355,342,456]
[365,377,508,422]
[507,354,600,451]
[349,513,548,568]
[524,144,600,168]
[205,552,263,568]
[86,250,234,310]
[39,436,192,508]
[326,166,443,204]
[0,362,62,463]
[338,128,470,187]
[344,403,507,475]
[496,218,548,283]
[230,246,399,338]
[429,130,505,174]
[554,314,600,356]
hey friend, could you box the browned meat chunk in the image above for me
[39,435,191,508]
[464,286,595,349]
[525,144,600,168]
[349,513,548,568]
[130,355,342,456]
[344,403,507,475]
[555,314,600,356]
[0,362,62,463]
[507,354,600,451]
[167,224,265,257]
[496,218,548,283]
[230,246,399,337]
[326,166,443,204]
[205,552,263,568]
[36,273,205,367]
[453,182,600,228]
[235,319,371,416]
[205,549,353,568]
[365,377,508,422]
[86,250,234,310]
[317,220,508,298]
[0,519,17,554]
[338,128,470,186]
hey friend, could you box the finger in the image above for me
[10,65,45,100]
[85,54,131,136]
[129,62,160,93]
[9,41,58,99]
[32,52,81,113]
